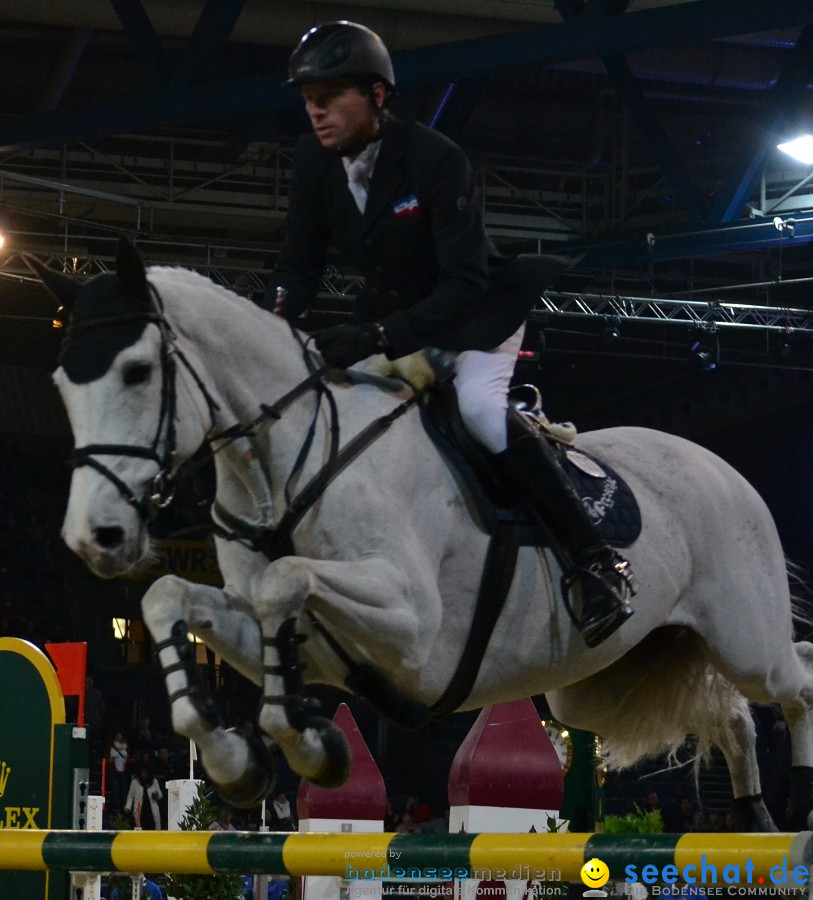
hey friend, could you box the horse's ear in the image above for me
[115,235,149,305]
[23,255,80,320]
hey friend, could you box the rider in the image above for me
[264,20,635,647]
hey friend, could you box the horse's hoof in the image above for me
[305,716,352,788]
[216,735,277,810]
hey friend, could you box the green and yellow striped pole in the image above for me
[0,831,811,882]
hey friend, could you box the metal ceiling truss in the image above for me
[533,290,813,334]
[528,290,813,372]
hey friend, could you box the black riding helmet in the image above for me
[288,21,396,91]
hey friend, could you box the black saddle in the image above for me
[420,381,641,548]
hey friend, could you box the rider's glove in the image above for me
[314,322,388,368]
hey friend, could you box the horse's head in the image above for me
[30,237,208,577]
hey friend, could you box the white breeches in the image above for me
[453,323,525,454]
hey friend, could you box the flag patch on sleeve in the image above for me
[393,195,420,217]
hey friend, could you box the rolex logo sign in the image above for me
[0,761,9,799]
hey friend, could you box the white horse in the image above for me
[30,238,813,830]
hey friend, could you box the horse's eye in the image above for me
[122,363,152,386]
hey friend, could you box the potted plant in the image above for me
[165,783,246,900]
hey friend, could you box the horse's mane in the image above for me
[147,265,274,323]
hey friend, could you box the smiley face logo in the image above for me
[580,857,610,889]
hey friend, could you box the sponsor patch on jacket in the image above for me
[393,195,420,217]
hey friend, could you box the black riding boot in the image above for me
[496,410,636,647]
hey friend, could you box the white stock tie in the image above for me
[346,157,369,213]
[342,140,380,214]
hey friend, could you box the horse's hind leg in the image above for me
[706,631,813,830]
[548,628,778,831]
[780,640,813,829]
[141,574,275,808]
[712,692,776,831]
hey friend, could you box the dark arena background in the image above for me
[1,0,813,850]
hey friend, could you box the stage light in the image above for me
[775,331,794,359]
[689,336,718,372]
[777,134,813,164]
[602,316,621,346]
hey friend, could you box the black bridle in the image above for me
[68,282,417,563]
[68,292,185,520]
[66,282,340,530]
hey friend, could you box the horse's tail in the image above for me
[598,626,740,775]
[787,557,813,639]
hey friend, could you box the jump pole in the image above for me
[0,831,810,882]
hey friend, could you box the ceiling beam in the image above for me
[169,0,249,88]
[36,27,92,113]
[707,24,813,224]
[429,78,487,141]
[2,0,813,151]
[553,0,706,225]
[109,0,168,90]
[560,213,813,267]
[394,0,813,84]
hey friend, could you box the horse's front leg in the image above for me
[141,575,276,808]
[253,554,422,787]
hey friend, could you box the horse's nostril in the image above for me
[94,526,125,549]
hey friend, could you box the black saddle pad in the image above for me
[560,448,641,547]
[421,384,641,548]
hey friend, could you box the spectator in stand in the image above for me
[689,809,708,832]
[107,731,130,813]
[384,800,400,832]
[111,876,162,900]
[706,810,723,832]
[210,807,238,831]
[675,796,695,832]
[152,745,180,827]
[272,791,296,830]
[411,796,433,827]
[134,749,155,772]
[153,745,179,786]
[124,766,163,830]
[643,789,677,832]
[129,717,154,757]
[396,811,417,834]
[419,808,450,835]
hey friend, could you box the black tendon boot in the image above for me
[497,410,636,647]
